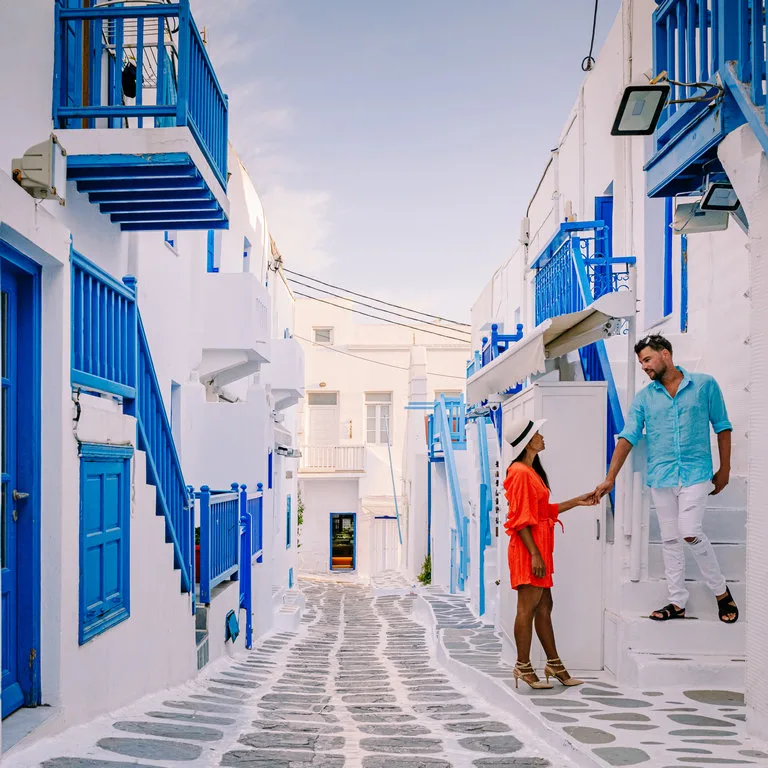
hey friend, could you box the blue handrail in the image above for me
[134,307,193,592]
[71,249,137,400]
[53,0,228,189]
[197,484,240,604]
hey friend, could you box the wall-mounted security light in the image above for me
[610,83,670,136]
[12,134,67,205]
[673,200,729,234]
[700,174,740,211]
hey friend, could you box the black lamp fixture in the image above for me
[700,173,740,211]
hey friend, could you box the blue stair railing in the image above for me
[72,252,195,595]
[476,416,493,617]
[238,485,253,650]
[54,0,228,189]
[435,396,469,592]
[197,484,240,604]
[532,220,635,493]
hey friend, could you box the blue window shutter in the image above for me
[207,230,218,273]
[79,445,132,644]
[286,495,292,549]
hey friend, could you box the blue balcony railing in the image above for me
[197,485,240,604]
[532,221,634,487]
[54,0,228,189]
[71,251,193,595]
[71,249,137,400]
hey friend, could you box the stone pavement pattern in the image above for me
[422,589,768,767]
[5,582,574,767]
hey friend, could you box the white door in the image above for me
[372,517,400,574]
[499,382,606,671]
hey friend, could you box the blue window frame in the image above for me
[79,443,133,644]
[206,230,219,273]
[286,494,292,549]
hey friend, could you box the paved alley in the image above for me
[5,582,574,768]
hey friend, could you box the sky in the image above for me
[191,0,622,322]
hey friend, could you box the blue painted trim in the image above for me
[663,198,674,317]
[0,242,43,710]
[286,494,292,549]
[267,450,273,489]
[680,234,689,333]
[80,444,133,460]
[476,417,493,617]
[71,371,136,400]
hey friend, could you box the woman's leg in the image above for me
[533,588,558,659]
[514,585,543,664]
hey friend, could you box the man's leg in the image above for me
[678,483,729,604]
[651,486,689,610]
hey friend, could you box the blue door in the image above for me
[1,251,41,718]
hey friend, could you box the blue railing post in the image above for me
[239,483,253,650]
[187,484,196,615]
[199,486,211,604]
[176,0,191,128]
[230,483,241,582]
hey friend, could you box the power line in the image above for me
[283,268,470,327]
[582,0,599,71]
[287,278,471,336]
[294,335,467,380]
[292,291,472,343]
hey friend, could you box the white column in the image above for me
[718,124,768,741]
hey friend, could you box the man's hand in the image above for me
[530,552,546,579]
[593,478,615,500]
[710,468,730,496]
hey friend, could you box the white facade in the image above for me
[295,300,468,582]
[458,0,764,739]
[0,1,303,754]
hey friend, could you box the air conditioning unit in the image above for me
[12,134,67,205]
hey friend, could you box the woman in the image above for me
[504,416,597,689]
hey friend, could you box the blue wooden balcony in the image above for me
[53,0,229,231]
[645,0,767,198]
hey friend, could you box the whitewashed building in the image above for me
[0,0,303,753]
[446,0,768,743]
[295,299,468,582]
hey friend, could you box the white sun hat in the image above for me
[504,416,547,457]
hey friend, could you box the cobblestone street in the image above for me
[5,582,574,768]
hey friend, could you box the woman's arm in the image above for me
[518,526,546,578]
[557,493,597,514]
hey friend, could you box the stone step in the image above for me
[648,541,745,581]
[620,579,746,620]
[614,610,745,656]
[648,503,747,544]
[624,650,745,688]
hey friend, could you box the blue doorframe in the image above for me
[329,513,356,572]
[1,243,42,717]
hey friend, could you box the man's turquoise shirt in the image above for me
[618,368,732,489]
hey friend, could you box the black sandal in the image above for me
[717,587,739,624]
[649,603,686,621]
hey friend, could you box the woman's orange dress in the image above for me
[504,463,562,590]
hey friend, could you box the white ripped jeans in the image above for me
[650,481,727,609]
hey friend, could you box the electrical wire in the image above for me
[292,291,472,343]
[283,268,470,327]
[287,277,471,336]
[294,334,467,380]
[582,0,599,71]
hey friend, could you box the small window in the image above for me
[206,230,221,273]
[366,392,392,444]
[313,327,333,345]
[307,392,338,406]
[286,495,292,549]
[243,236,252,273]
[79,444,133,644]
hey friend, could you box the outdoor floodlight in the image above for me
[700,175,740,211]
[610,83,670,136]
[11,134,68,205]
[673,201,729,235]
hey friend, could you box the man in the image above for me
[594,334,738,623]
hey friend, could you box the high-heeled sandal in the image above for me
[544,657,583,686]
[513,661,553,689]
